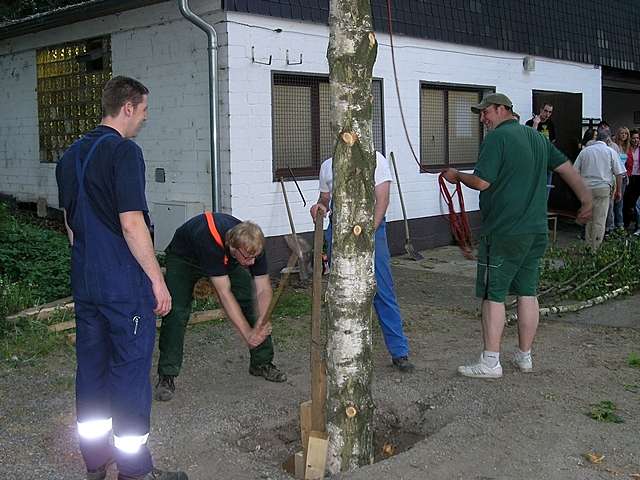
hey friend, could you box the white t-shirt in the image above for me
[574,141,625,188]
[318,151,393,194]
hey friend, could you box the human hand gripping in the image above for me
[441,168,459,184]
[246,322,272,348]
[309,202,327,222]
[152,279,172,316]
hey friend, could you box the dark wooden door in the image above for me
[532,91,583,213]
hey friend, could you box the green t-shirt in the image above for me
[473,119,567,236]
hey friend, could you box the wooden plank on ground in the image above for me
[304,431,329,480]
[48,320,76,333]
[50,309,226,333]
[6,296,74,323]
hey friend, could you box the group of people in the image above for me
[56,76,415,480]
[577,122,640,248]
[57,77,593,479]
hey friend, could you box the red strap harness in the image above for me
[438,174,474,259]
[204,211,228,266]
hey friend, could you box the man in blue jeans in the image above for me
[310,152,414,372]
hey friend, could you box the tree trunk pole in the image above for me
[326,0,378,473]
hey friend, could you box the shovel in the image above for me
[280,178,309,280]
[389,152,424,261]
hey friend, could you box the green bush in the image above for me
[0,203,71,315]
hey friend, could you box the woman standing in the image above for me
[612,127,631,229]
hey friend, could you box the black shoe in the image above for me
[87,458,114,480]
[154,375,176,401]
[87,465,107,480]
[249,362,287,382]
[118,468,188,480]
[392,356,415,372]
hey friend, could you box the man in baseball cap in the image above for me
[442,92,592,379]
[470,92,513,114]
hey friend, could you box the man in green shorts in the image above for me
[443,93,592,379]
[155,213,286,401]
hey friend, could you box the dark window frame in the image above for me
[419,82,494,173]
[271,72,385,181]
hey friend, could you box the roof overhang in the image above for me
[0,0,169,41]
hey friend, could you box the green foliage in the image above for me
[586,400,623,423]
[192,296,219,312]
[541,232,640,301]
[0,203,71,317]
[0,315,69,365]
[0,275,36,321]
[628,352,640,368]
[273,290,311,318]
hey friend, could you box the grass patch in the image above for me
[273,290,311,318]
[586,400,623,423]
[0,316,70,366]
[628,352,640,368]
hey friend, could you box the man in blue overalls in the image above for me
[309,152,414,372]
[56,76,187,480]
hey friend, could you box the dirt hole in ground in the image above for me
[232,402,446,477]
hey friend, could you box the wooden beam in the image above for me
[6,296,74,323]
[294,451,305,479]
[50,308,226,333]
[300,400,312,463]
[304,431,329,480]
[310,212,326,432]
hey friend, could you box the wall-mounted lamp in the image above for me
[523,56,535,72]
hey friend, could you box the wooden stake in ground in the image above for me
[310,211,327,434]
[325,0,378,472]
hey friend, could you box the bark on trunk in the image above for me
[325,0,378,473]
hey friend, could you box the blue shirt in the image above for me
[56,125,150,237]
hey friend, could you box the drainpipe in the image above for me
[178,0,221,212]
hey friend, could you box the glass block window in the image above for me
[272,73,384,180]
[36,36,112,163]
[420,84,488,170]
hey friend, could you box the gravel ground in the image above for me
[1,234,639,480]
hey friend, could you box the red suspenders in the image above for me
[204,211,228,266]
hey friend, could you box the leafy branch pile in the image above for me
[0,203,71,320]
[540,230,640,302]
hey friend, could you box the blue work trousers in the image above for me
[326,220,409,359]
[69,133,155,477]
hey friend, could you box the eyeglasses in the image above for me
[234,247,258,261]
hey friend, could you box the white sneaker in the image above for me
[513,352,533,372]
[633,230,640,236]
[457,358,503,379]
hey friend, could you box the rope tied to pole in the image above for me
[438,173,474,259]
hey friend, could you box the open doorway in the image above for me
[531,90,583,213]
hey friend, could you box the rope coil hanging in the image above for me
[438,173,474,259]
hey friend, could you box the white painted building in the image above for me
[0,0,623,266]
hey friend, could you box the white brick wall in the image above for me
[0,5,602,242]
[0,0,226,235]
[224,12,602,237]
